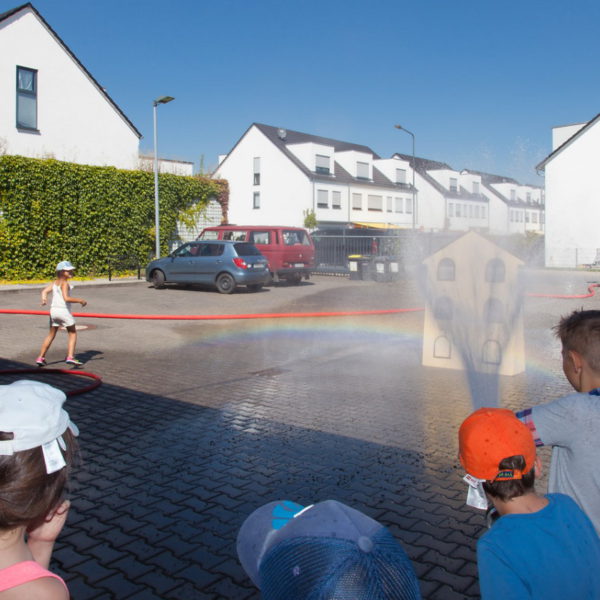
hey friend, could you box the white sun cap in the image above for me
[0,380,78,458]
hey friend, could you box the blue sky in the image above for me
[5,0,600,184]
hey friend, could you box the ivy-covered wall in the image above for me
[0,155,227,279]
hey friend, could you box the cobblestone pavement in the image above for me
[0,270,598,599]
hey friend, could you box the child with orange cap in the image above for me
[458,407,600,600]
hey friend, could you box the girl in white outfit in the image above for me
[36,261,87,366]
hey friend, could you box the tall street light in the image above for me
[153,95,175,258]
[394,124,416,229]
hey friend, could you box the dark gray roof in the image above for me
[393,153,486,202]
[535,113,600,171]
[462,169,544,208]
[2,3,141,138]
[247,123,408,190]
[255,123,380,157]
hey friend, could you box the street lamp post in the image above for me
[153,95,175,258]
[394,124,416,229]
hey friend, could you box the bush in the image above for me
[0,155,227,279]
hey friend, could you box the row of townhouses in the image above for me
[215,123,545,237]
[2,3,597,268]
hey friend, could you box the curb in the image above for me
[0,278,147,294]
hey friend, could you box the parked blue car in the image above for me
[145,240,270,294]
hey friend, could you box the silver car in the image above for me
[146,240,270,294]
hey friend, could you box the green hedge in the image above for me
[0,155,227,279]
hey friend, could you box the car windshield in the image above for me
[234,243,261,256]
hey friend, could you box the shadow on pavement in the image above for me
[0,357,481,600]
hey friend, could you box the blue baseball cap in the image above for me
[237,499,421,600]
[56,261,75,271]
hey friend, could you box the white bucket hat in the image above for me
[0,380,79,473]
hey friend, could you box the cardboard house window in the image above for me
[434,335,451,359]
[437,258,455,281]
[434,296,453,320]
[482,340,502,365]
[485,258,505,283]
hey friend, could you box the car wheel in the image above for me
[247,283,263,292]
[152,269,166,289]
[216,272,236,294]
[290,273,303,285]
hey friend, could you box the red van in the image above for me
[198,226,314,284]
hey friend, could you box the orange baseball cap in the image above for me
[458,408,536,481]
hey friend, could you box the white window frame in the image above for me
[367,195,383,212]
[317,189,328,209]
[356,161,370,180]
[17,66,37,130]
[315,154,330,175]
[332,190,341,209]
[253,157,260,185]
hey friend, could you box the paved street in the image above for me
[0,270,597,599]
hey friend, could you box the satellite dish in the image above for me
[277,128,287,140]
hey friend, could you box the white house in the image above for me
[214,123,417,229]
[392,155,492,233]
[0,3,141,169]
[462,171,544,236]
[217,123,543,236]
[536,114,600,268]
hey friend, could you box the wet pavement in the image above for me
[0,270,597,599]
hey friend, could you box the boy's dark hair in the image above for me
[482,455,535,502]
[554,309,600,372]
[0,428,78,531]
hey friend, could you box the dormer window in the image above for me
[315,154,330,175]
[396,168,407,184]
[510,189,516,201]
[449,178,458,193]
[356,161,370,180]
[473,181,480,195]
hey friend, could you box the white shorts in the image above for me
[50,307,75,328]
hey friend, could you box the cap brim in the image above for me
[237,500,305,586]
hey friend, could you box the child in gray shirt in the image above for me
[517,309,600,534]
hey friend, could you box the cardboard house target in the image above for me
[421,232,525,376]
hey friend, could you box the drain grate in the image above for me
[251,367,288,377]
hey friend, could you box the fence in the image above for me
[312,233,413,275]
[311,230,548,275]
[545,247,600,269]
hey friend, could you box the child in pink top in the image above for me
[0,380,79,598]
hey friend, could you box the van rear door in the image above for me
[281,229,314,268]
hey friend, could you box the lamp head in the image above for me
[153,96,175,106]
[394,124,403,130]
